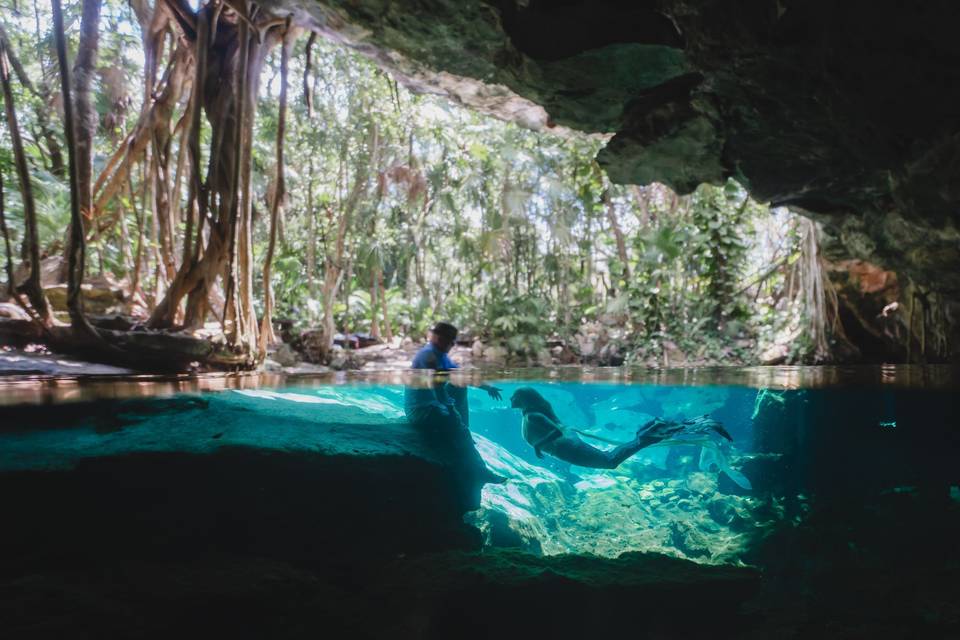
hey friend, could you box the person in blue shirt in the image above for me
[405,322,505,486]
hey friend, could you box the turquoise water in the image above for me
[2,374,957,570]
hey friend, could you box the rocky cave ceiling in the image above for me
[267,0,960,298]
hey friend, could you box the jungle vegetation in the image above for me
[0,0,842,369]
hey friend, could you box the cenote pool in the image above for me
[1,366,958,638]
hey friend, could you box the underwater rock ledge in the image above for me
[0,397,489,574]
[1,395,764,638]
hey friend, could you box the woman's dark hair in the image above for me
[510,387,561,424]
[431,322,458,340]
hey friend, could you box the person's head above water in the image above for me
[429,322,458,352]
[509,387,561,424]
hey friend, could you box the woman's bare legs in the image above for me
[542,434,650,469]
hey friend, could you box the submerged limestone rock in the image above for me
[468,385,771,564]
[0,389,489,575]
[476,453,776,564]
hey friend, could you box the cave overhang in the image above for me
[268,1,960,222]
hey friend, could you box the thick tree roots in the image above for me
[0,316,255,372]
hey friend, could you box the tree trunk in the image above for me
[73,0,101,228]
[234,23,257,354]
[128,170,147,299]
[169,112,190,265]
[319,124,375,354]
[303,32,316,118]
[57,0,102,285]
[238,22,285,357]
[369,275,380,340]
[603,188,631,286]
[181,5,207,269]
[306,164,317,301]
[411,193,431,306]
[342,251,355,333]
[367,121,383,341]
[378,268,392,341]
[145,33,180,296]
[321,200,349,352]
[150,4,282,355]
[147,145,162,305]
[218,14,250,345]
[0,38,52,326]
[52,0,99,338]
[117,194,133,279]
[259,24,292,353]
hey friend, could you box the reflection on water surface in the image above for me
[0,364,958,406]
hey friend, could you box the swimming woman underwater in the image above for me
[508,387,733,470]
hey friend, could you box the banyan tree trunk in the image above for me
[146,2,283,368]
[0,0,298,373]
[259,24,292,353]
[52,0,100,338]
[55,0,101,285]
[73,0,101,228]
